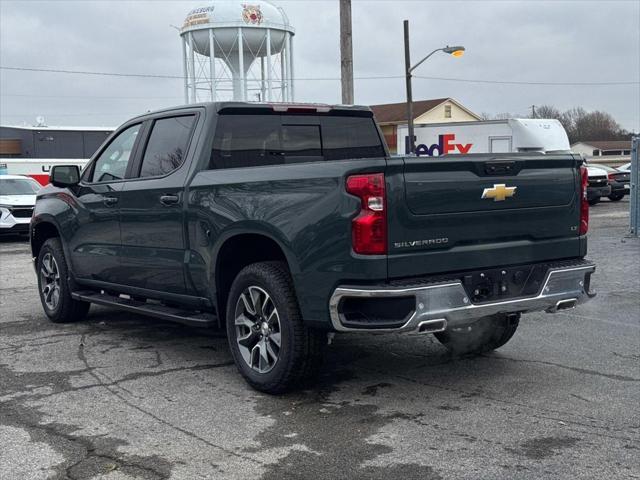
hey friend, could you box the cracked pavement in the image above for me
[1,199,638,479]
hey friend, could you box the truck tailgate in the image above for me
[386,154,583,278]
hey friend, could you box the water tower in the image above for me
[180,1,295,103]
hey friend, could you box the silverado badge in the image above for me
[482,184,517,202]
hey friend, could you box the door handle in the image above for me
[103,196,118,206]
[159,194,180,206]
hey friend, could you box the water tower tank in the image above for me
[180,1,295,103]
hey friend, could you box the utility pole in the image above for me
[531,105,537,118]
[339,0,354,104]
[404,20,415,155]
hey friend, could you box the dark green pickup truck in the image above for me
[31,102,595,393]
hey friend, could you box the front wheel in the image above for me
[36,238,90,323]
[434,313,520,355]
[226,261,324,394]
[608,193,624,201]
[588,197,600,206]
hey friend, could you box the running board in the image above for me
[71,290,217,327]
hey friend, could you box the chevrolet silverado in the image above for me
[31,102,596,393]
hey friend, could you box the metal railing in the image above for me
[631,137,639,237]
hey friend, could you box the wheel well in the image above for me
[216,234,289,322]
[31,222,60,259]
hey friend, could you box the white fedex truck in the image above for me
[396,119,571,156]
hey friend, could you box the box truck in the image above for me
[397,118,571,156]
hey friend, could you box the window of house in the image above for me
[444,105,452,118]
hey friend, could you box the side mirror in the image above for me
[50,165,80,188]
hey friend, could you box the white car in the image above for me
[0,175,42,236]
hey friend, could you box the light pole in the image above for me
[403,19,465,155]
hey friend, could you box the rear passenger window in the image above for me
[139,115,195,178]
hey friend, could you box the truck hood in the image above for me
[587,166,607,178]
[0,194,37,206]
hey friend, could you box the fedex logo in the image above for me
[405,134,473,156]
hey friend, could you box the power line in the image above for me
[413,74,639,86]
[1,93,183,100]
[0,66,401,81]
[2,65,638,86]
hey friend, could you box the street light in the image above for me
[404,19,465,155]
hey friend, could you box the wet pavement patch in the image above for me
[247,369,441,480]
[508,436,580,460]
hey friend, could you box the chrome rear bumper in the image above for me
[329,263,596,333]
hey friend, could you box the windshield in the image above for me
[0,178,42,195]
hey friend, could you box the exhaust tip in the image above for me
[548,298,578,313]
[416,319,447,334]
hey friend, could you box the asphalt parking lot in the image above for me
[1,198,638,480]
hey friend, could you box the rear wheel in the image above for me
[588,197,600,206]
[434,313,520,355]
[36,238,90,323]
[226,261,324,394]
[608,193,624,201]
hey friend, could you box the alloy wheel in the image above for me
[234,286,282,374]
[40,252,61,311]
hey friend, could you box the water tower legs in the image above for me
[266,29,272,102]
[288,32,294,101]
[188,32,197,102]
[209,29,216,101]
[182,37,189,104]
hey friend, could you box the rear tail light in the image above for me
[579,165,589,235]
[607,173,616,181]
[346,173,387,254]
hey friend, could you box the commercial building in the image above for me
[0,125,113,159]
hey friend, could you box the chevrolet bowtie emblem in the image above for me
[482,184,517,202]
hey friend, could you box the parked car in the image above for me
[588,163,630,201]
[586,166,611,205]
[30,102,596,393]
[0,175,41,236]
[618,162,631,173]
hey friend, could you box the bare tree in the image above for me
[534,105,562,120]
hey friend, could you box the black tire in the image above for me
[588,197,600,206]
[608,193,624,201]
[36,237,90,323]
[434,313,520,355]
[225,261,324,394]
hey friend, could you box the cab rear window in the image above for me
[210,114,385,169]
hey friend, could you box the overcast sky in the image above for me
[1,0,639,131]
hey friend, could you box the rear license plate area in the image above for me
[461,264,548,303]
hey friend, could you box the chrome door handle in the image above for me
[160,194,180,206]
[103,196,118,206]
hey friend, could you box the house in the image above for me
[370,98,481,153]
[571,140,632,158]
